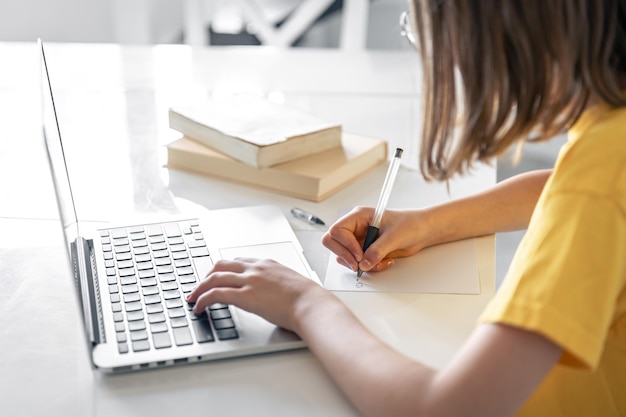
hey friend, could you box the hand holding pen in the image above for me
[357,148,403,279]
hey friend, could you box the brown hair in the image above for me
[412,0,626,181]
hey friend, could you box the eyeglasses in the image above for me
[399,11,417,49]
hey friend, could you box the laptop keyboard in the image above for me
[99,219,239,354]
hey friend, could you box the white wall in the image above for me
[0,0,183,44]
[0,0,408,47]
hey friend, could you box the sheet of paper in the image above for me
[324,238,480,294]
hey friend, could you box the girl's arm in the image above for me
[323,169,552,273]
[293,287,561,417]
[188,258,562,417]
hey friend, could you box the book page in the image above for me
[324,238,480,294]
[173,96,339,147]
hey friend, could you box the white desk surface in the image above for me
[0,42,495,417]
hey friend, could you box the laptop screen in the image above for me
[39,39,101,345]
[39,39,80,257]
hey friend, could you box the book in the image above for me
[166,132,388,201]
[168,96,342,168]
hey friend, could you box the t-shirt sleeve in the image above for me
[479,191,626,369]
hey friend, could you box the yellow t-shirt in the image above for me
[479,102,626,416]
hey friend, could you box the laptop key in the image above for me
[110,229,127,239]
[170,244,186,253]
[120,276,137,286]
[149,235,166,244]
[154,256,170,266]
[130,329,148,341]
[161,281,178,291]
[172,327,193,346]
[144,294,161,304]
[121,284,139,294]
[146,303,163,314]
[210,309,231,320]
[172,251,189,260]
[128,320,146,331]
[174,258,192,268]
[163,290,180,300]
[192,320,215,343]
[158,273,176,283]
[113,237,129,246]
[163,223,182,238]
[213,318,235,330]
[117,259,134,269]
[135,253,151,263]
[123,292,140,303]
[145,224,163,236]
[130,232,146,240]
[152,332,172,349]
[170,317,189,328]
[216,328,239,340]
[179,275,197,285]
[148,312,166,324]
[118,342,129,354]
[187,240,205,248]
[189,247,210,258]
[150,322,168,333]
[168,308,186,319]
[115,252,132,262]
[180,283,196,293]
[118,268,136,278]
[138,269,155,279]
[177,266,194,275]
[142,286,159,296]
[126,311,144,322]
[134,247,150,256]
[165,298,183,309]
[139,277,158,287]
[157,265,174,274]
[168,236,184,245]
[132,340,150,352]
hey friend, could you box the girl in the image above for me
[188,1,626,415]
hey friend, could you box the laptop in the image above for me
[38,39,320,373]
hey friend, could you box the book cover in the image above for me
[166,132,388,201]
[169,96,342,169]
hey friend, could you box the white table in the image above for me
[0,42,495,417]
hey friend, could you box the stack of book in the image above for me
[166,95,388,201]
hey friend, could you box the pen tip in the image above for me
[357,269,363,278]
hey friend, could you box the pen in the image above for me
[291,207,326,226]
[357,147,403,278]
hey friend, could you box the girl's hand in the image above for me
[321,206,430,274]
[186,258,329,333]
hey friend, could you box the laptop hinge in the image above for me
[71,238,106,345]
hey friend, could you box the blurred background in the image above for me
[0,0,410,49]
[0,0,563,287]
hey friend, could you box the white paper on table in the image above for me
[324,238,480,294]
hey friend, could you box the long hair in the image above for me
[412,0,626,181]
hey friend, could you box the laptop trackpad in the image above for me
[218,242,311,278]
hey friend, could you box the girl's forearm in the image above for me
[423,169,552,247]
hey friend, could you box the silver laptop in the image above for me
[38,39,320,373]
